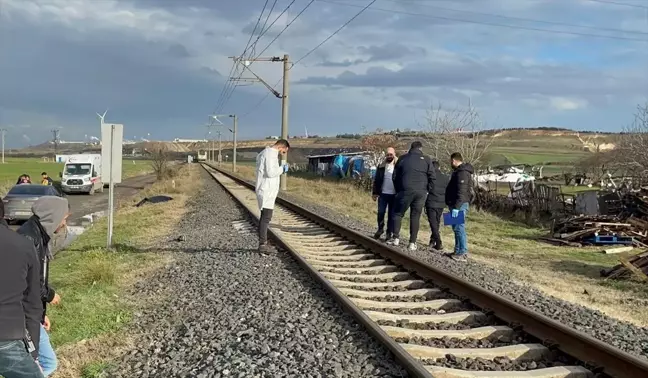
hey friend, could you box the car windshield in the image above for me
[7,185,52,196]
[65,163,91,175]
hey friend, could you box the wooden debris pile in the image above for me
[600,250,648,281]
[541,215,648,247]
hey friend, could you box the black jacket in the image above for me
[0,222,42,356]
[426,168,449,209]
[392,149,436,193]
[445,163,475,209]
[372,163,396,196]
[18,216,55,323]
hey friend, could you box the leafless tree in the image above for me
[360,127,398,168]
[145,142,171,180]
[423,101,494,168]
[617,103,648,176]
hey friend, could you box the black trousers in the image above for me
[425,206,444,248]
[259,208,274,244]
[393,191,427,243]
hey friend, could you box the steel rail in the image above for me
[205,163,648,378]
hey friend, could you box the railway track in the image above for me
[202,163,648,378]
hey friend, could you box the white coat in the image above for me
[255,146,284,210]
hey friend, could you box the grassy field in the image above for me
[0,158,153,196]
[226,164,648,328]
[45,164,199,377]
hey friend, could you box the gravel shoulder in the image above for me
[277,191,648,360]
[109,169,407,377]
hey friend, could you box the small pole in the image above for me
[218,131,222,165]
[107,124,115,248]
[1,128,6,164]
[232,114,238,172]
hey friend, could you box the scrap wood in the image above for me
[539,237,582,247]
[601,249,648,280]
[602,246,634,254]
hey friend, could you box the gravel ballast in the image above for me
[278,192,648,360]
[110,170,407,377]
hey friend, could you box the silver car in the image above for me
[2,185,64,222]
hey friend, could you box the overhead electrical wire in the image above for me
[318,0,648,42]
[291,0,377,68]
[388,0,648,36]
[212,1,270,115]
[241,0,375,117]
[584,0,648,9]
[218,0,308,114]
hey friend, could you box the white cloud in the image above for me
[549,97,589,111]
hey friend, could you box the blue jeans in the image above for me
[451,203,469,255]
[377,193,396,236]
[0,340,44,378]
[38,325,57,377]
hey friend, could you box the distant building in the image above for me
[173,138,208,143]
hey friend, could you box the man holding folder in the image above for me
[445,152,474,262]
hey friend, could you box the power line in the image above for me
[217,0,302,114]
[388,0,648,36]
[252,0,317,60]
[319,0,648,42]
[239,78,283,119]
[213,1,269,114]
[247,0,280,58]
[584,0,648,9]
[292,0,376,68]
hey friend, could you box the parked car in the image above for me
[2,184,64,222]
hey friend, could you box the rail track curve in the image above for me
[202,163,648,378]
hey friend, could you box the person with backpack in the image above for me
[445,152,474,262]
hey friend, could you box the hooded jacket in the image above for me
[255,146,284,210]
[445,163,475,210]
[0,209,43,356]
[17,196,69,322]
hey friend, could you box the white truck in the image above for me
[59,154,104,195]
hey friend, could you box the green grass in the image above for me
[43,164,198,376]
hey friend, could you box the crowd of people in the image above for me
[0,196,70,377]
[253,139,474,261]
[373,141,474,261]
[15,173,53,186]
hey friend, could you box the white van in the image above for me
[60,154,104,195]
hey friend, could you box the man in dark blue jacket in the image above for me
[445,152,475,262]
[388,141,435,251]
[425,160,449,251]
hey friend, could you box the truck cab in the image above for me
[60,154,104,195]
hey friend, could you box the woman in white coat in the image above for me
[255,139,290,252]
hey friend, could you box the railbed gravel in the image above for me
[396,333,528,348]
[278,191,648,359]
[110,170,407,377]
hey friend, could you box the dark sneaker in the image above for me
[373,230,384,240]
[258,243,272,254]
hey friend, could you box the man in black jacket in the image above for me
[425,160,449,251]
[388,141,435,251]
[371,147,397,241]
[17,196,69,377]
[0,201,44,378]
[445,152,475,262]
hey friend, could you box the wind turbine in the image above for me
[97,109,108,126]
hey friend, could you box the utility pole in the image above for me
[232,114,238,172]
[1,128,6,164]
[51,129,60,155]
[280,54,290,190]
[218,130,222,165]
[228,54,289,188]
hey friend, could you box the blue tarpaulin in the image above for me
[331,154,366,178]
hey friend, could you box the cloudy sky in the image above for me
[1,0,647,146]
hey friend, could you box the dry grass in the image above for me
[49,164,200,377]
[227,165,648,327]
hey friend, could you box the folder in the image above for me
[443,211,465,226]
